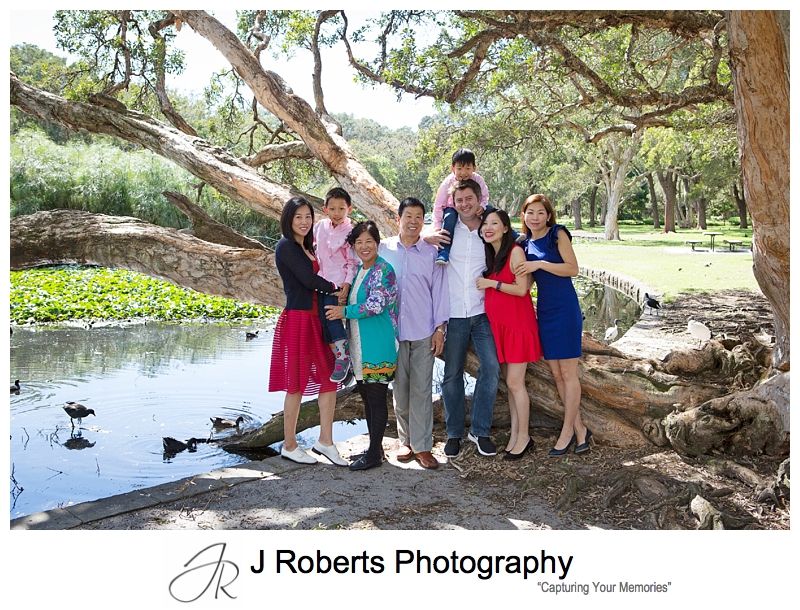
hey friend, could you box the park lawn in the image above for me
[573,232,759,301]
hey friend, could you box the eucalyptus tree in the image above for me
[640,114,739,231]
[10,10,789,450]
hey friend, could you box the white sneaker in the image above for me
[280,445,316,464]
[312,441,349,466]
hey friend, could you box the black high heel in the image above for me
[503,438,534,461]
[547,433,577,458]
[574,429,593,454]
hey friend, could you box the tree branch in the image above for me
[162,191,267,250]
[340,12,435,99]
[171,10,398,235]
[103,10,133,95]
[10,210,284,307]
[312,11,339,117]
[11,73,299,222]
[148,15,198,136]
[242,141,314,167]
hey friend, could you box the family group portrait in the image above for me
[8,9,789,536]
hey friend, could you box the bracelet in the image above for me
[496,281,502,291]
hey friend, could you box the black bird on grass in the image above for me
[10,380,20,393]
[644,293,661,315]
[63,401,96,427]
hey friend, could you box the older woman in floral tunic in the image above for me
[326,220,398,471]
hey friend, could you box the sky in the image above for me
[7,9,437,130]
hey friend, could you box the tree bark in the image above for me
[657,168,678,233]
[646,172,661,229]
[665,371,789,458]
[170,10,399,236]
[163,191,267,251]
[697,195,708,231]
[588,183,598,227]
[728,10,790,370]
[600,131,641,240]
[732,180,748,229]
[10,210,284,306]
[571,198,582,230]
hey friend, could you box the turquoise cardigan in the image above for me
[344,256,399,383]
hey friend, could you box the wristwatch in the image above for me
[496,281,502,291]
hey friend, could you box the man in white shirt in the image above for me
[428,179,499,457]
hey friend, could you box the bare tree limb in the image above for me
[148,15,198,136]
[171,10,398,234]
[312,11,339,118]
[162,191,267,250]
[11,73,299,222]
[10,210,284,306]
[242,141,314,167]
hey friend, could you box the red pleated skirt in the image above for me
[268,298,338,396]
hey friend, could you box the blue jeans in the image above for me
[441,314,500,438]
[439,207,458,258]
[319,293,347,343]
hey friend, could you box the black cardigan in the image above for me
[275,237,337,311]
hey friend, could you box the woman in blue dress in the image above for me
[513,194,591,456]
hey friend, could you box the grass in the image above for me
[571,227,758,300]
[509,219,758,299]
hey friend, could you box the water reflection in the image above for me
[573,276,640,340]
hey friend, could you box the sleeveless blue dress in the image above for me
[523,224,583,359]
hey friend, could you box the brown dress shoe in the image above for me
[414,451,439,470]
[396,445,415,463]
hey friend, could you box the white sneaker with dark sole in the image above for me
[467,432,497,456]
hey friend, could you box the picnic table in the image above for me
[723,239,747,251]
[703,231,724,252]
[685,240,703,251]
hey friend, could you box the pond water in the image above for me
[9,277,639,519]
[8,320,365,519]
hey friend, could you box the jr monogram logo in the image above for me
[169,542,240,603]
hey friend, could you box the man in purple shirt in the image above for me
[380,197,449,469]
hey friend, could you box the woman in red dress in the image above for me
[476,209,543,459]
[269,196,348,466]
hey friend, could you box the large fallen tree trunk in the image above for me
[11,210,785,456]
[10,210,284,306]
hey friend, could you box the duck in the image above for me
[687,319,712,347]
[10,380,20,393]
[604,319,620,343]
[63,401,96,427]
[210,415,245,429]
[644,293,661,315]
[245,330,259,340]
[162,437,199,454]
